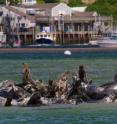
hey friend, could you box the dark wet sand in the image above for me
[0,47,117,53]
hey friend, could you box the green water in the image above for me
[0,53,117,85]
[0,103,117,124]
[0,51,117,124]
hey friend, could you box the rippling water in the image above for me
[0,51,117,85]
[0,50,117,124]
[0,103,117,124]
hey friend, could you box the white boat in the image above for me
[28,32,57,47]
[98,33,117,48]
[89,40,98,45]
[35,32,56,41]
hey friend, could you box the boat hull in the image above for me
[98,42,117,48]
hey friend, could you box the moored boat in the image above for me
[35,32,56,41]
[98,33,117,48]
[89,40,98,45]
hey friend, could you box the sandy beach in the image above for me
[0,47,117,53]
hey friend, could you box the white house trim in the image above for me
[21,0,36,5]
[52,3,72,17]
[71,7,87,12]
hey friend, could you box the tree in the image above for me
[87,0,117,19]
[7,0,20,5]
[0,0,6,4]
[36,0,45,4]
[68,0,83,7]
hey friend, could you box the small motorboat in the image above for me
[98,33,117,48]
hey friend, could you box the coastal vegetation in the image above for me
[68,0,117,20]
[0,0,20,4]
[0,0,6,4]
[86,0,117,20]
[68,0,83,6]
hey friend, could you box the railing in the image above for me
[36,16,113,23]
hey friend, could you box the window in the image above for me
[21,23,25,28]
[26,0,35,2]
[40,35,43,38]
[26,0,32,2]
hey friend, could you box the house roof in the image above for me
[19,3,59,10]
[5,6,36,23]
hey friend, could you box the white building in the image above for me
[71,7,87,13]
[21,0,36,5]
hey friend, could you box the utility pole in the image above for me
[6,0,8,6]
[60,14,64,45]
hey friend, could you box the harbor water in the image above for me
[0,49,117,124]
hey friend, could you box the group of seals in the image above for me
[0,63,116,107]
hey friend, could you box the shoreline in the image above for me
[0,47,117,53]
[36,102,117,110]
